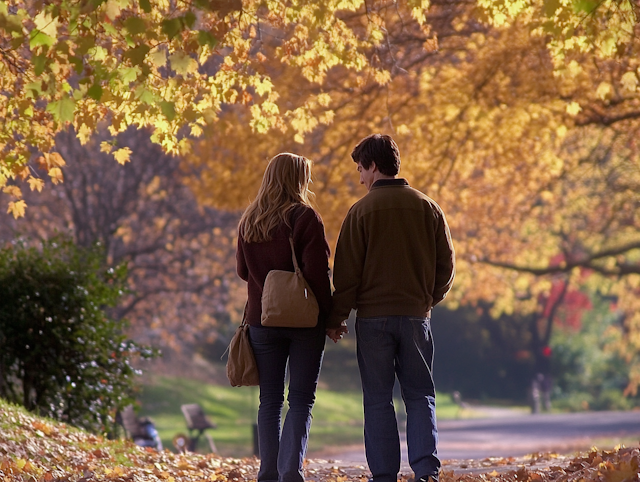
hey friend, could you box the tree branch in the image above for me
[481,240,640,275]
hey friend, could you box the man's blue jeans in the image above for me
[356,316,440,482]
[249,324,325,482]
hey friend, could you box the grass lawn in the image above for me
[139,374,463,457]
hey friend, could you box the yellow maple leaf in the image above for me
[17,167,30,180]
[100,141,113,154]
[43,152,66,168]
[113,147,132,164]
[48,167,64,184]
[3,185,22,198]
[7,200,27,219]
[76,123,93,145]
[50,152,66,167]
[27,177,45,192]
[255,77,274,96]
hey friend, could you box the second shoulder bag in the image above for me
[226,311,259,387]
[261,237,319,328]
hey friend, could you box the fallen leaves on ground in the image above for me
[1,402,638,481]
[437,447,640,482]
[436,445,640,482]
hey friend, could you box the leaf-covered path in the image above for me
[1,402,639,481]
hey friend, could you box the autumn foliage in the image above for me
[1,0,640,393]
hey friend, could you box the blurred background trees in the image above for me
[181,0,640,401]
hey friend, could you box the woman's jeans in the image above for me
[356,316,440,482]
[249,324,325,482]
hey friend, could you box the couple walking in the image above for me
[236,134,456,482]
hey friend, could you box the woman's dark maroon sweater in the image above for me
[236,204,332,327]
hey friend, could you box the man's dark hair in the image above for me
[351,134,401,176]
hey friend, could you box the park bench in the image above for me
[179,403,218,453]
[119,405,163,450]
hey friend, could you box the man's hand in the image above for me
[326,323,349,343]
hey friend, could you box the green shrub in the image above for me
[0,237,154,433]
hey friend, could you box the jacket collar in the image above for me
[371,178,409,189]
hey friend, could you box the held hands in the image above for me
[326,322,348,343]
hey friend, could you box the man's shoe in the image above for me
[415,475,439,482]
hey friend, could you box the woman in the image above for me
[236,153,332,482]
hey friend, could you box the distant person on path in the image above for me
[327,134,455,482]
[237,153,332,482]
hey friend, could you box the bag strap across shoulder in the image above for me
[288,236,301,275]
[287,204,304,275]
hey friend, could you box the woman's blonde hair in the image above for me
[239,153,314,243]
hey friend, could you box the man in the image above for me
[327,134,455,482]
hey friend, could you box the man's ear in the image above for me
[371,162,378,172]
